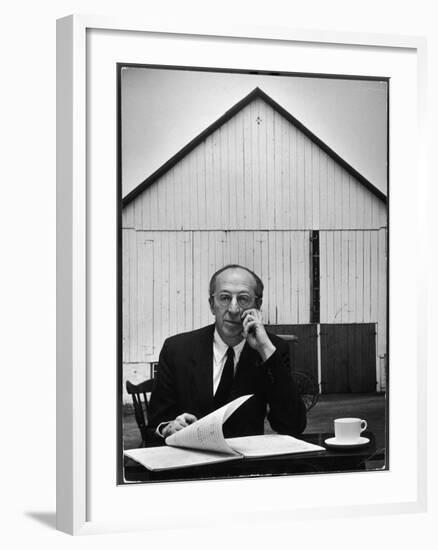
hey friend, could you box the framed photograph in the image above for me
[57,16,427,534]
[119,63,388,483]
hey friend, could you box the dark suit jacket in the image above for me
[147,324,306,443]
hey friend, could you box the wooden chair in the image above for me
[293,371,319,411]
[126,378,156,446]
[276,334,319,411]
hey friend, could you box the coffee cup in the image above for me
[334,418,367,442]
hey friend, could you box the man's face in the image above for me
[209,268,260,344]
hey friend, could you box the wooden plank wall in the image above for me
[320,323,377,393]
[123,228,387,385]
[122,229,311,363]
[319,228,387,389]
[122,95,387,392]
[123,98,387,232]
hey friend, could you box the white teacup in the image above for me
[334,417,367,443]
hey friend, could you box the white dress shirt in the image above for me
[212,329,245,394]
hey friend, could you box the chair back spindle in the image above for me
[126,378,156,446]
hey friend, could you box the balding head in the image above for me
[208,264,264,299]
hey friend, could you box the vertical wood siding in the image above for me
[320,230,385,322]
[122,229,311,362]
[122,95,387,391]
[320,228,387,388]
[123,97,386,232]
[320,323,377,393]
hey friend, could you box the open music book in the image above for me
[124,394,325,471]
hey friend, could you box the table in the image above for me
[123,431,385,484]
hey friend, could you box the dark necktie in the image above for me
[214,347,235,408]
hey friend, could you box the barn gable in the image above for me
[123,87,386,232]
[121,87,388,394]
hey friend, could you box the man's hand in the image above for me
[241,309,276,362]
[161,412,198,438]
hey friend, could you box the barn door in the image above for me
[136,234,154,360]
[122,230,155,364]
[320,323,377,393]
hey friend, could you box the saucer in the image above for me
[324,436,370,449]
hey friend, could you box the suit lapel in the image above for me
[192,324,215,414]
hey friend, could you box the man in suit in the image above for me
[147,264,306,443]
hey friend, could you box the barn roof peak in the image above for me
[123,86,386,207]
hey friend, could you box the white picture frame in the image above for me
[56,15,427,535]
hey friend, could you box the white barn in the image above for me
[122,87,387,398]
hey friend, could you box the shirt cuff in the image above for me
[156,421,170,438]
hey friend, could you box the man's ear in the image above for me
[208,296,215,315]
[255,297,263,310]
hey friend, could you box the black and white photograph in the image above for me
[119,65,388,483]
[2,0,434,542]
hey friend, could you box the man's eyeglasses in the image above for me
[211,292,258,309]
